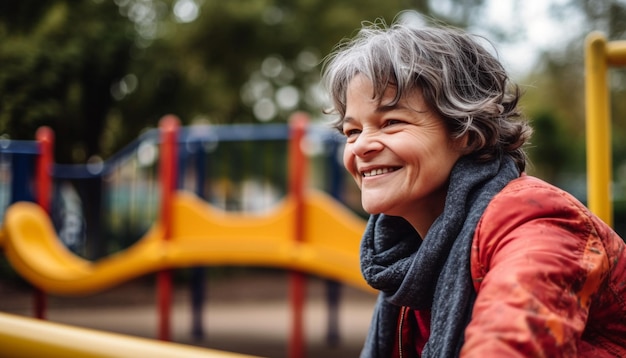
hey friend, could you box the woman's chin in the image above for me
[361,202,389,216]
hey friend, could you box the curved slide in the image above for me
[0,189,370,295]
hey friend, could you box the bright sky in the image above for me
[477,0,583,78]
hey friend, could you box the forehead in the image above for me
[345,74,425,114]
[346,73,397,98]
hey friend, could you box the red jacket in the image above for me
[396,175,626,357]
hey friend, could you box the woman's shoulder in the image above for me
[496,174,581,204]
[480,174,592,233]
[471,173,600,286]
[472,173,623,280]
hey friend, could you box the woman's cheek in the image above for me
[343,147,361,185]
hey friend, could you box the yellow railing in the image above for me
[0,312,260,358]
[585,32,626,226]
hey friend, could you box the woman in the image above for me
[322,17,626,357]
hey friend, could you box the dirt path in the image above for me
[0,270,377,358]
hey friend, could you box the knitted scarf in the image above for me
[359,156,519,357]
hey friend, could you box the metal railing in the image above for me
[585,32,626,226]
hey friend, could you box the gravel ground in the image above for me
[0,269,377,358]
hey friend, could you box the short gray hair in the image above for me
[322,19,532,172]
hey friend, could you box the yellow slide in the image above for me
[0,190,369,295]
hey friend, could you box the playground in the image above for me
[0,31,624,357]
[0,111,376,357]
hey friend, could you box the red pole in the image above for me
[288,112,308,358]
[157,115,179,341]
[34,127,54,320]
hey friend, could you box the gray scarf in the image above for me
[359,156,519,357]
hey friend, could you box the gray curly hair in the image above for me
[322,19,532,172]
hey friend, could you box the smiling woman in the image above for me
[341,75,465,236]
[321,13,626,358]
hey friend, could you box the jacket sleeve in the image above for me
[461,179,611,357]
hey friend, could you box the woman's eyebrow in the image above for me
[342,116,355,125]
[342,103,412,123]
[376,103,402,113]
[379,101,430,114]
[376,102,413,114]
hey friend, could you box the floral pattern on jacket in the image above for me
[463,174,626,357]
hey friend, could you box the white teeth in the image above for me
[363,167,395,177]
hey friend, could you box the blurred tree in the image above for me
[526,110,574,183]
[520,57,587,184]
[0,0,133,163]
[1,0,490,162]
[521,0,626,192]
[564,0,626,39]
[107,0,489,156]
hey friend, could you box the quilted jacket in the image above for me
[394,174,626,357]
[463,174,626,356]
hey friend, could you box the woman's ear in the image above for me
[453,132,472,155]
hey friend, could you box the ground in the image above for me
[0,269,377,358]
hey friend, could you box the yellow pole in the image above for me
[584,32,612,225]
[0,312,260,358]
[607,40,626,66]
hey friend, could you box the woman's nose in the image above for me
[351,131,383,157]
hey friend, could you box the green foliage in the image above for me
[9,0,622,185]
[118,0,427,128]
[0,0,490,162]
[527,111,572,181]
[525,0,626,195]
[0,0,133,163]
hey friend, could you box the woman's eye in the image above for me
[343,128,361,137]
[383,119,402,127]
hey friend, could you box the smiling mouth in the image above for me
[361,167,400,177]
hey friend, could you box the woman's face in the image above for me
[342,75,465,234]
